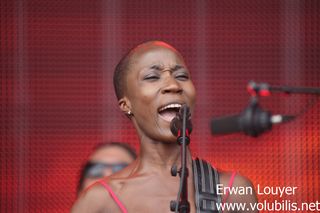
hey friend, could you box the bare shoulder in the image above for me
[71,164,137,213]
[218,171,258,212]
[71,179,121,213]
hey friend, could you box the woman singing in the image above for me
[71,41,258,213]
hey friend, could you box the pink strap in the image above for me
[98,180,128,213]
[222,171,237,203]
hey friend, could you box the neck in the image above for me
[136,136,192,174]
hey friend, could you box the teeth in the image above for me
[159,103,182,112]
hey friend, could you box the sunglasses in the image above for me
[84,162,129,178]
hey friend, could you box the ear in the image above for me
[118,96,132,114]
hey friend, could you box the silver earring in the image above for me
[126,111,133,116]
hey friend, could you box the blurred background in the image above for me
[1,0,319,212]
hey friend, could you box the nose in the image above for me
[161,75,183,94]
[102,168,113,176]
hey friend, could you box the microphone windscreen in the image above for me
[170,117,180,136]
[211,114,241,135]
[170,105,192,136]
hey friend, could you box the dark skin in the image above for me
[71,41,258,213]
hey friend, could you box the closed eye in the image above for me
[143,74,160,81]
[175,73,189,81]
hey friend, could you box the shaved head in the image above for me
[113,41,182,100]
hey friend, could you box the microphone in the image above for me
[170,105,193,136]
[211,100,295,137]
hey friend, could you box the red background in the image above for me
[1,0,319,212]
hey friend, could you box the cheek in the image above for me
[129,85,160,120]
[131,83,159,106]
[185,83,196,107]
[140,87,157,101]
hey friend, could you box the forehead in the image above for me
[89,146,133,163]
[130,45,186,69]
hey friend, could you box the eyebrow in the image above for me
[149,64,184,72]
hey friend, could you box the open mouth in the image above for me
[158,103,182,122]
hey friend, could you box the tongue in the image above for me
[159,111,177,122]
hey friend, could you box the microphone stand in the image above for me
[248,81,320,96]
[170,106,190,213]
[269,85,320,95]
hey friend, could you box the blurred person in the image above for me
[77,142,137,195]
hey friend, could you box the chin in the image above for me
[159,133,178,144]
[152,121,180,143]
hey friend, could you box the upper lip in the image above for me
[158,102,184,113]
